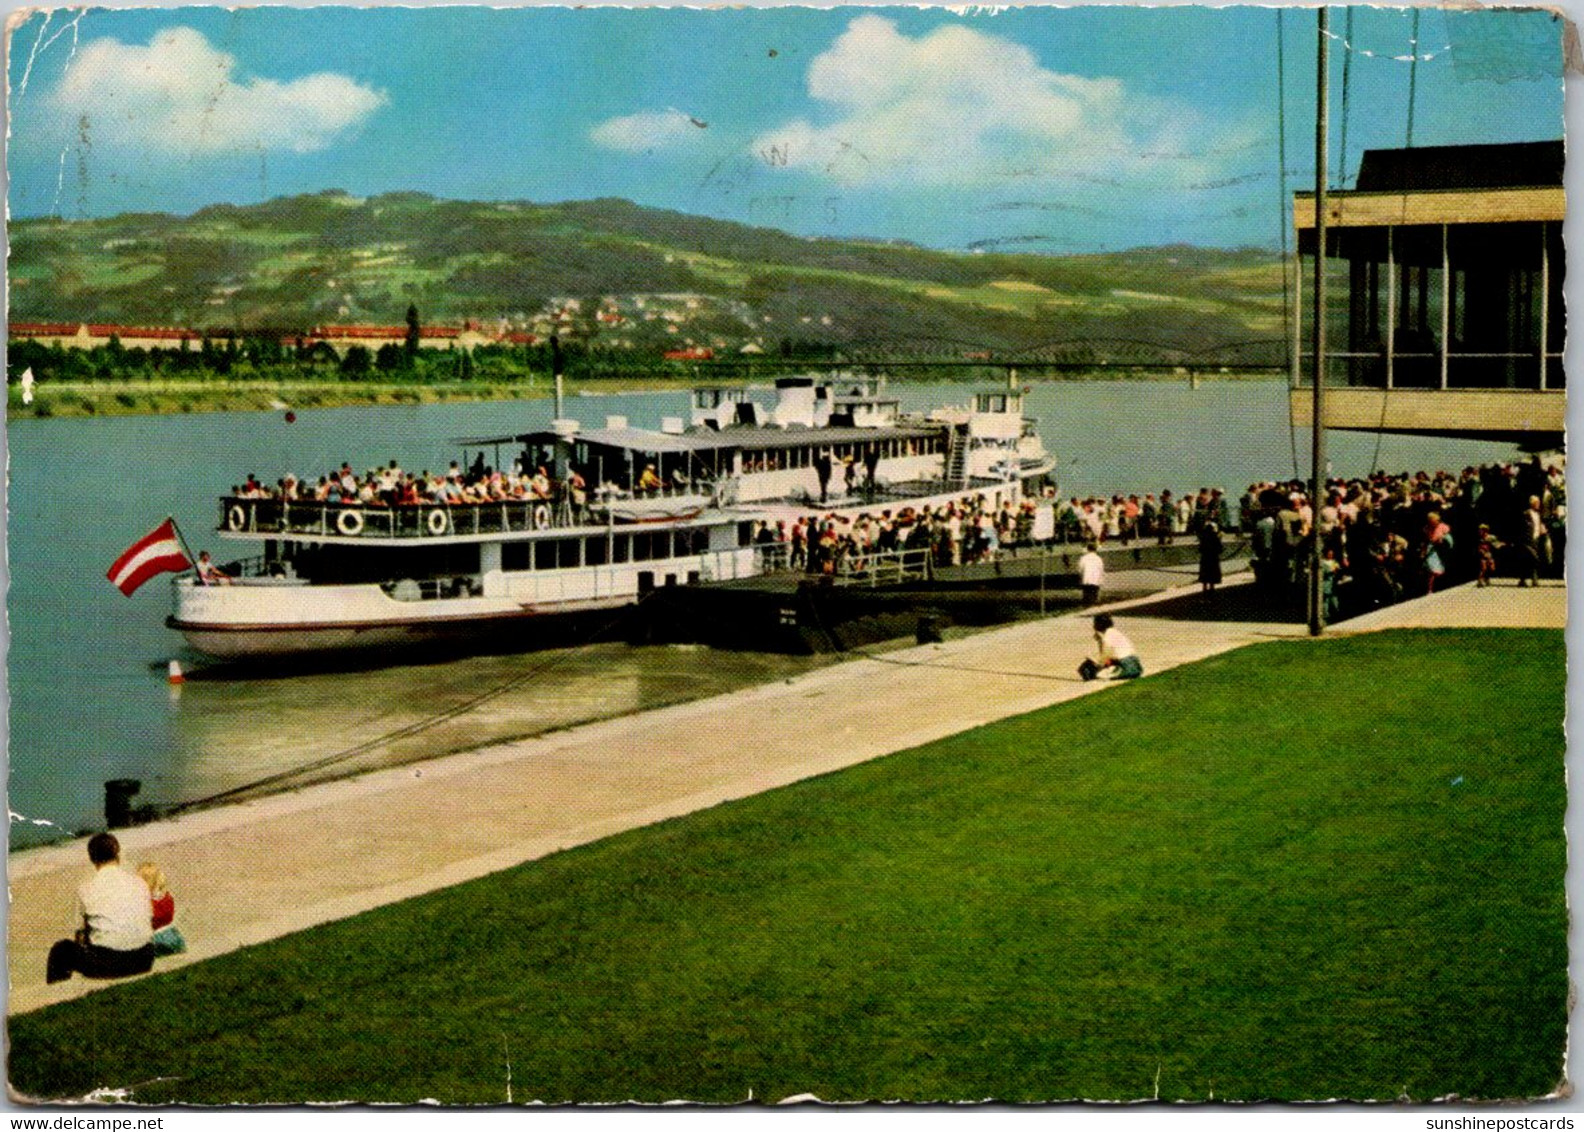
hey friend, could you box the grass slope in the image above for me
[8,629,1565,1104]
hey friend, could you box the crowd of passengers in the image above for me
[1241,455,1566,619]
[751,454,1566,611]
[746,487,1258,576]
[225,454,717,515]
[227,451,1565,609]
[752,495,1041,575]
[230,458,619,513]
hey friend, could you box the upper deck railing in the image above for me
[219,496,582,540]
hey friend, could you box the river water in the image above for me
[6,380,1515,847]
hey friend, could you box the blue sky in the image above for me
[5,5,1566,252]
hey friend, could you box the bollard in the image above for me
[105,779,141,829]
[915,613,944,645]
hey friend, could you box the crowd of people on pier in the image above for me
[1239,454,1565,619]
[749,494,1044,578]
[748,453,1564,620]
[1050,489,1238,547]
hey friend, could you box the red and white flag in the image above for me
[107,519,191,596]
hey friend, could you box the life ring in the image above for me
[426,508,450,536]
[226,504,247,532]
[337,508,365,536]
[533,504,551,531]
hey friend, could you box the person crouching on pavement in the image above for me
[46,832,156,984]
[1085,613,1143,681]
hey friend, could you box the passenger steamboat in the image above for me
[168,377,1054,659]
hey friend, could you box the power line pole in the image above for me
[1309,6,1329,637]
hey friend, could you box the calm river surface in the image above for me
[6,380,1516,847]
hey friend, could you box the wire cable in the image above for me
[166,593,658,814]
[1338,7,1354,188]
[1276,8,1302,478]
[1406,9,1422,147]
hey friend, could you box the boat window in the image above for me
[611,534,630,564]
[645,531,674,560]
[585,535,608,567]
[534,540,557,570]
[503,542,533,572]
[632,532,654,562]
[559,539,581,568]
[737,521,756,548]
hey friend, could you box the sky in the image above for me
[4,4,1568,253]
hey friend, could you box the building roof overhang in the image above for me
[1293,185,1565,229]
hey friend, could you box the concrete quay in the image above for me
[7,577,1563,1016]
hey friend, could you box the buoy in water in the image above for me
[168,660,185,685]
[284,410,297,423]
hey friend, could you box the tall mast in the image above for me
[1308,7,1329,637]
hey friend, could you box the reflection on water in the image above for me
[161,644,834,810]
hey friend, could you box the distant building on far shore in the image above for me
[1291,139,1564,449]
[10,322,198,350]
[9,320,541,358]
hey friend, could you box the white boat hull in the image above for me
[170,550,755,660]
[170,602,624,659]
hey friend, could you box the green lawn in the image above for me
[8,629,1566,1103]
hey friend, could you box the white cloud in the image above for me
[750,15,1244,188]
[50,27,385,154]
[590,107,705,152]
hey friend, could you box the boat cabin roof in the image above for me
[515,422,939,455]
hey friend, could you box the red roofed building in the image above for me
[664,347,714,361]
[10,322,199,349]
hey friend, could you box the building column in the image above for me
[1385,227,1395,390]
[1539,222,1550,391]
[1291,251,1304,387]
[1439,223,1450,390]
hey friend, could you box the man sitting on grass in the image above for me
[46,832,156,984]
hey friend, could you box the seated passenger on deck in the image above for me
[196,551,231,586]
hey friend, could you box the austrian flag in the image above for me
[107,519,191,596]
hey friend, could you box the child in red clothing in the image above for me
[138,863,187,957]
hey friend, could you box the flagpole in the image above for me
[167,515,205,584]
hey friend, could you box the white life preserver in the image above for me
[337,508,365,537]
[226,504,247,532]
[533,504,551,530]
[427,508,450,536]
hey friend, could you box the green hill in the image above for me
[9,191,1286,357]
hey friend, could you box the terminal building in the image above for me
[1290,139,1564,448]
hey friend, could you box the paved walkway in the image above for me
[8,577,1563,1015]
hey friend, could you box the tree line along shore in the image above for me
[5,349,1278,422]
